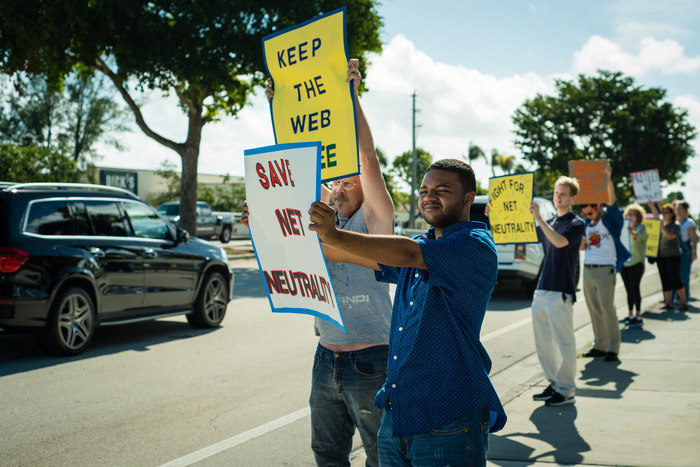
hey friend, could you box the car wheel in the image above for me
[40,287,95,355]
[219,226,232,243]
[187,272,228,328]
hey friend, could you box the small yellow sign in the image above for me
[488,172,537,244]
[262,8,357,182]
[643,217,661,257]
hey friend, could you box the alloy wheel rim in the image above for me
[58,294,93,350]
[204,278,226,322]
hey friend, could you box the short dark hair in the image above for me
[426,159,476,193]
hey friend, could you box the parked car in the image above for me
[471,194,578,297]
[157,200,235,243]
[0,183,234,355]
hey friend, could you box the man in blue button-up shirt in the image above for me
[309,159,506,466]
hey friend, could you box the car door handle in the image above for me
[90,247,106,258]
[144,248,157,258]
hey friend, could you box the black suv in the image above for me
[0,183,234,355]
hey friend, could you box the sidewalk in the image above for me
[230,240,700,466]
[487,276,700,467]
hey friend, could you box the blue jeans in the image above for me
[681,240,692,299]
[310,343,388,467]
[377,409,490,466]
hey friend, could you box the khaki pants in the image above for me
[583,266,621,354]
[531,290,576,397]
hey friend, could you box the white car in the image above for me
[471,195,575,297]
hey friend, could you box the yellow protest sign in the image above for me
[488,172,537,244]
[262,8,357,182]
[643,217,661,257]
[568,159,608,204]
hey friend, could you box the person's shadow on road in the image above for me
[488,405,590,465]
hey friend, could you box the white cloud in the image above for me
[361,34,551,180]
[572,35,700,76]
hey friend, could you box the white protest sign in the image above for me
[244,142,345,332]
[621,217,632,264]
[630,169,662,204]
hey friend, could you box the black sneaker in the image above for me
[545,392,575,406]
[604,352,619,362]
[532,384,556,401]
[582,348,606,357]
[620,316,632,324]
[630,317,643,327]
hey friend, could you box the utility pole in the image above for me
[410,91,417,228]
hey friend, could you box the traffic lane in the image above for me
[0,280,319,466]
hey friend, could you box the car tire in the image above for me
[219,226,232,243]
[187,272,228,328]
[39,287,95,356]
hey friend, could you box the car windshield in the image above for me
[158,204,179,215]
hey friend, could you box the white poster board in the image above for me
[630,169,662,204]
[620,217,632,264]
[244,142,345,332]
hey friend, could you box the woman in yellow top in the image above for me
[621,204,648,326]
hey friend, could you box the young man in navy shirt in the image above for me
[309,159,506,466]
[530,176,586,406]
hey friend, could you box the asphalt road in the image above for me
[0,257,668,466]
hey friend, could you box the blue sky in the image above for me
[99,0,700,211]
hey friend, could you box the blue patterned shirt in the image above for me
[373,221,507,437]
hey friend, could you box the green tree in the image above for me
[391,147,433,190]
[0,1,382,235]
[512,70,697,202]
[0,143,80,182]
[0,71,127,165]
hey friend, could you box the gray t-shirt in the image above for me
[659,222,682,257]
[315,205,392,345]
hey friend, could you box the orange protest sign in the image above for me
[568,159,608,204]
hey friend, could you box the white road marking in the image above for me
[482,316,532,342]
[158,407,310,467]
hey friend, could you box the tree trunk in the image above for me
[179,146,199,235]
[178,110,204,236]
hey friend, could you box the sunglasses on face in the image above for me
[662,210,673,214]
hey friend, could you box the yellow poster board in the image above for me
[488,172,537,244]
[643,217,661,257]
[568,159,608,204]
[262,8,357,182]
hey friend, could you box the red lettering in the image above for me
[286,159,295,186]
[256,163,269,189]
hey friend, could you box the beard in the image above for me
[421,201,465,229]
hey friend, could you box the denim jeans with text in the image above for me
[377,409,490,467]
[309,344,388,467]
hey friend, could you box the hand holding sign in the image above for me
[488,172,537,244]
[569,159,609,204]
[630,169,662,204]
[244,142,345,333]
[263,8,358,182]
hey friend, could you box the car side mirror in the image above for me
[176,227,190,244]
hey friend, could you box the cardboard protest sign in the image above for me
[568,159,608,204]
[630,169,662,204]
[643,217,661,257]
[244,142,345,333]
[488,172,537,244]
[621,218,632,264]
[262,7,357,183]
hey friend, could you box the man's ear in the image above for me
[464,192,476,205]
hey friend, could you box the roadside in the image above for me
[226,239,700,466]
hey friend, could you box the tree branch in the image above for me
[93,57,183,153]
